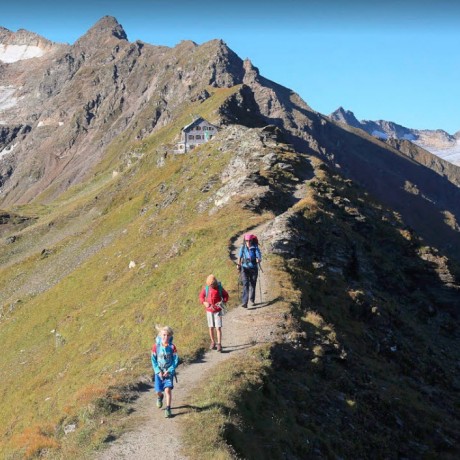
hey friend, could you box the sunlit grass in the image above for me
[0,88,259,457]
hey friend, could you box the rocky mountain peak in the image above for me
[243,58,260,78]
[74,15,128,48]
[330,107,361,128]
[0,26,57,63]
[195,38,244,87]
[0,26,13,42]
[0,26,53,46]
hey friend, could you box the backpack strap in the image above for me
[240,245,247,263]
[242,245,257,266]
[217,282,223,299]
[205,283,223,302]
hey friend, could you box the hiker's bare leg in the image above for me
[216,327,222,345]
[209,327,215,343]
[165,387,172,408]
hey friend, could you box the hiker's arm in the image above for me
[199,288,209,308]
[236,247,243,269]
[222,288,229,303]
[256,247,262,262]
[151,351,161,375]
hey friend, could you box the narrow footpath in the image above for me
[96,224,284,459]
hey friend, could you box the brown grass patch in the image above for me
[74,385,108,406]
[13,424,59,459]
[303,310,325,329]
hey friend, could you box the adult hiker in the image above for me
[237,233,262,308]
[199,274,229,352]
[151,325,179,418]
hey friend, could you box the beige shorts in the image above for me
[207,310,223,328]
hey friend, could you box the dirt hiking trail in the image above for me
[96,225,284,459]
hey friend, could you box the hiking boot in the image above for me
[209,341,216,350]
[156,395,163,409]
[216,343,222,352]
[165,406,172,418]
[240,303,247,308]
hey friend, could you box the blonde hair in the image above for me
[206,274,217,286]
[155,324,174,337]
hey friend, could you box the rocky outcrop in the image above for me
[329,106,361,128]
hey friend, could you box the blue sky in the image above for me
[1,0,459,133]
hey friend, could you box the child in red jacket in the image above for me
[199,274,229,352]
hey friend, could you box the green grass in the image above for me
[0,87,261,458]
[182,345,280,460]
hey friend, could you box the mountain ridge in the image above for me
[0,16,459,459]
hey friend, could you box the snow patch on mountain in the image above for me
[427,142,460,166]
[0,86,17,110]
[0,141,17,155]
[372,130,388,140]
[0,44,44,62]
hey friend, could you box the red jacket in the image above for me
[199,284,229,312]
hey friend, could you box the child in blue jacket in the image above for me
[151,325,179,418]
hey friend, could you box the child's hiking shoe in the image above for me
[164,406,172,418]
[209,341,216,350]
[156,395,163,408]
[216,343,222,352]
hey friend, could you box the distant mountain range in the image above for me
[330,107,460,166]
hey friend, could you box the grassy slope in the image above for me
[0,87,267,458]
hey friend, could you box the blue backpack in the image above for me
[154,335,178,381]
[241,245,258,267]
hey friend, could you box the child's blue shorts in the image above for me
[154,373,174,392]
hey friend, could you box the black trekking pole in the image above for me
[237,270,242,302]
[258,263,263,303]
